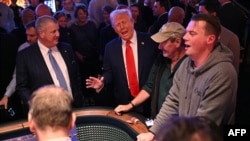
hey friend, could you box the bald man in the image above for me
[21,8,36,25]
[168,6,185,25]
[35,3,52,18]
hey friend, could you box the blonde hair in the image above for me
[29,85,73,130]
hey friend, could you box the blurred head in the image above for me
[25,20,38,44]
[35,3,52,18]
[130,3,141,21]
[54,11,67,28]
[28,85,75,135]
[36,15,60,48]
[102,5,114,24]
[74,4,88,24]
[183,13,221,61]
[168,6,185,25]
[198,0,221,16]
[110,9,134,41]
[21,8,36,25]
[62,0,74,11]
[151,22,186,58]
[156,116,223,141]
[153,0,171,17]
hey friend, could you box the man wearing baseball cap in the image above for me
[114,22,186,119]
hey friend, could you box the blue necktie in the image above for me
[48,49,68,90]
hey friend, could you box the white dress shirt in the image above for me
[38,40,72,95]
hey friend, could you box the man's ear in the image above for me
[69,112,76,130]
[207,35,216,45]
[28,113,36,133]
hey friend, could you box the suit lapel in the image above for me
[115,39,127,81]
[33,44,53,83]
[57,44,73,75]
[137,33,144,83]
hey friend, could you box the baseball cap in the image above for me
[151,22,186,43]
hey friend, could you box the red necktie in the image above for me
[125,41,139,97]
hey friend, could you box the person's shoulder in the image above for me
[18,43,37,55]
[58,42,72,48]
[137,31,151,38]
[137,31,158,45]
[106,37,120,45]
[220,26,236,39]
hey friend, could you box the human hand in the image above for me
[86,76,104,90]
[114,104,133,115]
[0,95,8,109]
[137,132,155,141]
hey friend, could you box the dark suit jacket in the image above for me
[16,42,83,108]
[149,12,168,35]
[103,32,158,116]
[218,2,246,45]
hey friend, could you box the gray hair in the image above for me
[110,9,133,27]
[35,15,58,33]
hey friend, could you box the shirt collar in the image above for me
[38,40,58,53]
[122,30,137,45]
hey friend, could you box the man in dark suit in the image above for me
[218,0,246,46]
[86,9,158,117]
[16,15,83,113]
[149,0,171,34]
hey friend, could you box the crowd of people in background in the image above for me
[0,0,250,140]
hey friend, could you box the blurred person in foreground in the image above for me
[28,85,76,141]
[156,116,223,141]
[137,13,237,141]
[114,22,186,119]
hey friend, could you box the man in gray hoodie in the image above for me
[137,13,237,141]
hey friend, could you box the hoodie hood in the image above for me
[186,43,234,75]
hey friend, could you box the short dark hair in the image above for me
[53,11,67,20]
[199,0,221,14]
[74,4,88,18]
[25,20,36,29]
[155,0,171,11]
[102,5,114,14]
[191,13,221,40]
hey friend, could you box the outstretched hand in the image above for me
[86,76,104,90]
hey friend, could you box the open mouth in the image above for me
[185,44,190,48]
[121,30,128,36]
